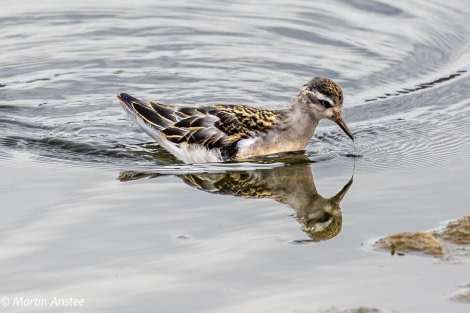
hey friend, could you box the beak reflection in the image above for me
[119,161,354,242]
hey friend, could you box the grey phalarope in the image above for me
[117,76,354,163]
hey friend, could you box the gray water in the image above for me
[1,1,470,312]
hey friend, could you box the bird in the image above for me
[117,76,354,163]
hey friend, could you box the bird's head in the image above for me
[301,76,353,141]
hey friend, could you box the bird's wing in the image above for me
[133,101,283,150]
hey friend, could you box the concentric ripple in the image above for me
[1,0,469,174]
[348,74,470,172]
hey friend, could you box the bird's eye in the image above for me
[320,100,333,108]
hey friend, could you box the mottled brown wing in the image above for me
[131,100,283,159]
[159,106,236,149]
[214,104,283,136]
[160,104,281,144]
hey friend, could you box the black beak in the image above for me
[332,116,354,141]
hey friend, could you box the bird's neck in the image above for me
[277,96,319,148]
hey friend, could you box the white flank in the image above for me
[236,138,258,155]
[179,143,224,163]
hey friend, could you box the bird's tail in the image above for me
[117,93,173,131]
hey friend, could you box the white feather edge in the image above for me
[123,107,225,163]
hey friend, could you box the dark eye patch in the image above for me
[320,100,333,108]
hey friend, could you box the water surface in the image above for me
[1,1,470,312]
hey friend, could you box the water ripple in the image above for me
[1,0,469,172]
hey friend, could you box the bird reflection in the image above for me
[119,162,353,242]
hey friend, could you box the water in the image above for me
[1,0,470,312]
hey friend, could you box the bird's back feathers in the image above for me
[118,93,285,162]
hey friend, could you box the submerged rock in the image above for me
[375,232,444,256]
[452,290,470,303]
[450,283,470,303]
[374,215,470,258]
[433,215,470,245]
